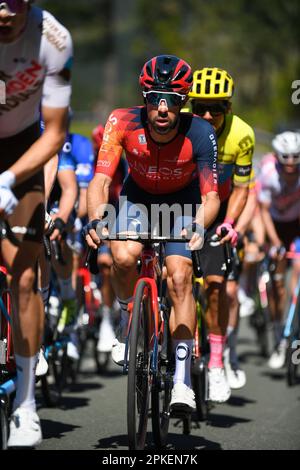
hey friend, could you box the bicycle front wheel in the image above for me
[127,280,151,450]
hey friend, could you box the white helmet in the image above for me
[272,131,300,165]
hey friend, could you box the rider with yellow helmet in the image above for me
[188,67,255,399]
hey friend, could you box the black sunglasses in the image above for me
[192,102,228,116]
[143,91,186,108]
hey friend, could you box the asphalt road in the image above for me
[36,318,300,451]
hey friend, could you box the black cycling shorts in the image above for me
[198,200,229,278]
[110,175,202,259]
[0,122,44,243]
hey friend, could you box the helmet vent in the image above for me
[205,80,211,94]
[215,84,220,94]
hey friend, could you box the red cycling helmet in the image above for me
[91,124,105,150]
[139,55,193,94]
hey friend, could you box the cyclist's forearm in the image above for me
[77,188,88,219]
[260,204,281,246]
[9,130,66,186]
[195,191,220,228]
[225,185,248,223]
[235,191,257,235]
[56,170,78,223]
[87,174,111,221]
[44,155,59,202]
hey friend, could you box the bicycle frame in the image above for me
[123,246,160,375]
[0,266,17,398]
[283,252,300,339]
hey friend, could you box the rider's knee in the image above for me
[113,247,137,272]
[205,276,226,303]
[13,267,36,293]
[167,267,192,297]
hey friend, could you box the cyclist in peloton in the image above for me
[84,55,220,410]
[0,0,73,447]
[258,131,300,369]
[91,124,128,354]
[188,68,255,400]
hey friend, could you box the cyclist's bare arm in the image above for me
[56,169,78,224]
[260,201,281,246]
[195,191,220,228]
[44,155,59,202]
[224,185,249,224]
[77,187,88,219]
[9,106,68,185]
[87,173,112,248]
[235,190,257,235]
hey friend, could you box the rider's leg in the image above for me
[97,250,116,352]
[2,187,45,414]
[166,255,196,409]
[109,240,143,364]
[226,279,239,366]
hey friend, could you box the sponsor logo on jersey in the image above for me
[235,164,252,177]
[138,134,147,145]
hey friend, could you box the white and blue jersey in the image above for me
[58,133,95,187]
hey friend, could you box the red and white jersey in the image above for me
[258,153,300,222]
[0,6,73,138]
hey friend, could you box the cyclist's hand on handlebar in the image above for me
[82,219,108,249]
[0,187,18,217]
[216,218,238,247]
[49,215,67,242]
[181,222,205,251]
[0,171,18,217]
[269,244,286,261]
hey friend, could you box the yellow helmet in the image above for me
[189,68,234,100]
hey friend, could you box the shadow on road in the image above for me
[95,431,221,450]
[238,351,268,366]
[79,369,122,379]
[260,371,285,382]
[59,396,91,411]
[41,419,81,439]
[227,395,256,407]
[67,381,104,393]
[205,413,252,428]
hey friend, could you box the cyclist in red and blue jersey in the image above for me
[91,125,128,355]
[84,55,220,410]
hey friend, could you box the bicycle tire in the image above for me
[0,398,8,450]
[127,280,151,450]
[41,345,68,407]
[192,358,208,422]
[286,294,300,387]
[151,313,172,448]
[286,341,299,386]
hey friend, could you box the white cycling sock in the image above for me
[58,276,75,300]
[173,339,193,388]
[14,354,38,412]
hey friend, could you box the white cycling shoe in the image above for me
[208,367,231,403]
[223,348,247,390]
[225,366,247,389]
[268,340,287,369]
[7,408,42,448]
[170,383,196,411]
[35,348,48,377]
[97,319,115,353]
[111,339,127,366]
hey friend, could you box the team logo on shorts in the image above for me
[138,134,147,145]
